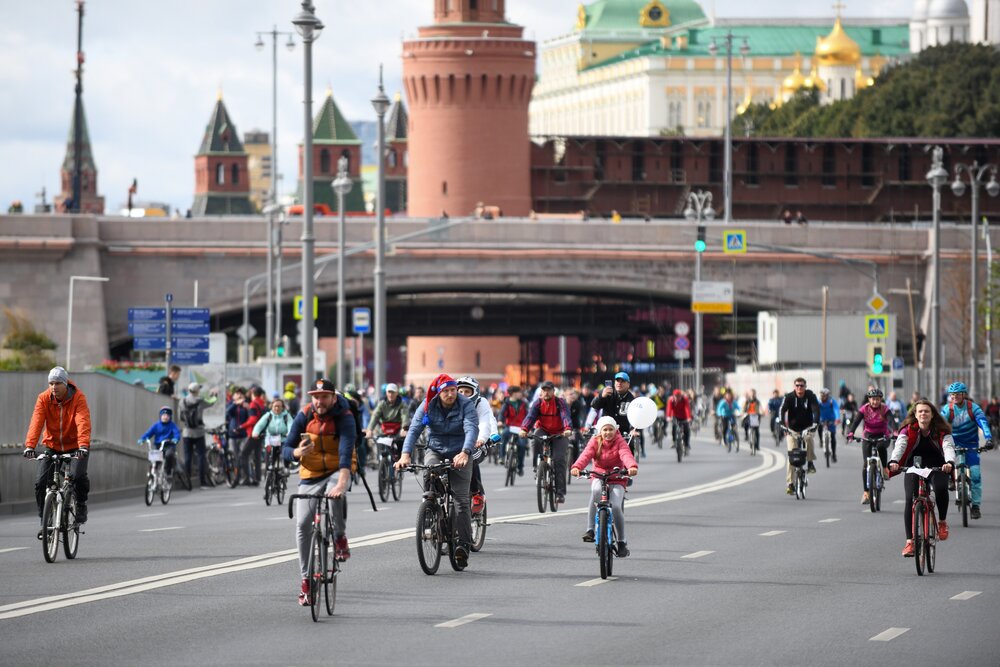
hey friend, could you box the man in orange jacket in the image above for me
[23,367,93,525]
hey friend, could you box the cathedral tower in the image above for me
[402,0,536,217]
[192,94,254,215]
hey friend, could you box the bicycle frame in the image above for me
[581,468,629,580]
[34,453,81,562]
[288,493,340,620]
[902,462,942,576]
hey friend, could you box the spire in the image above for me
[312,90,360,144]
[385,93,409,141]
[198,97,245,155]
[61,96,97,172]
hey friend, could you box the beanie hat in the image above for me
[422,373,456,425]
[595,416,619,433]
[48,366,69,385]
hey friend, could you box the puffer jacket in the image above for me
[571,432,638,487]
[24,382,92,452]
[402,394,478,458]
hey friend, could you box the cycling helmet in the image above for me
[947,381,968,394]
[820,387,830,396]
[866,388,883,399]
[673,389,684,397]
[456,376,480,402]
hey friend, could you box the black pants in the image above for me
[239,437,261,482]
[861,440,889,491]
[183,436,209,485]
[35,450,90,516]
[903,471,949,539]
[470,458,484,495]
[531,432,568,497]
[673,420,691,449]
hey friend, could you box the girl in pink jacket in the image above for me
[571,416,639,556]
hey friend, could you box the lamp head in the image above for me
[286,34,296,51]
[740,39,750,56]
[292,2,323,41]
[254,35,265,51]
[926,165,948,188]
[708,39,718,56]
[987,175,1000,198]
[683,207,695,221]
[951,176,966,198]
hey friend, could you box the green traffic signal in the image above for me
[872,352,884,374]
[694,239,706,252]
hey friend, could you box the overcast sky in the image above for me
[0,0,910,214]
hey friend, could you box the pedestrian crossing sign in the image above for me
[723,229,747,255]
[865,314,888,339]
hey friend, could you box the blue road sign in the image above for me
[134,337,167,351]
[353,307,371,334]
[892,357,904,371]
[674,336,691,350]
[171,350,210,364]
[723,230,747,255]
[865,314,889,338]
[171,308,209,321]
[128,321,166,336]
[171,320,209,335]
[171,336,209,351]
[128,308,166,321]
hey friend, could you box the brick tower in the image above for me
[298,89,364,213]
[402,0,536,217]
[191,94,254,216]
[56,98,105,214]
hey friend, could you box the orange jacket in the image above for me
[24,382,92,452]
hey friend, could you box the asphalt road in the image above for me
[1,429,998,667]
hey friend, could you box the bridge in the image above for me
[0,212,983,370]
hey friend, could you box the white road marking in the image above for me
[0,547,29,554]
[435,613,492,628]
[818,518,841,523]
[138,526,183,533]
[951,591,982,601]
[365,506,391,513]
[228,502,256,507]
[135,513,167,518]
[575,577,616,587]
[267,516,287,521]
[870,627,910,642]
[893,500,905,504]
[1,450,784,619]
[680,550,715,559]
[759,530,786,537]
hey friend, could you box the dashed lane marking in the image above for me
[435,613,492,628]
[138,527,183,533]
[680,550,715,559]
[951,591,982,601]
[759,530,786,537]
[870,628,909,642]
[135,513,167,518]
[575,577,616,587]
[818,518,841,523]
[0,547,29,555]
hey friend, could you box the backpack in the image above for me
[947,400,976,424]
[182,400,203,429]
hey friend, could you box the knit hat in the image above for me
[422,373,457,425]
[47,367,68,385]
[595,416,619,433]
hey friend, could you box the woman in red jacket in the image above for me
[571,415,638,556]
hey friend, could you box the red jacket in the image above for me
[666,395,692,420]
[571,433,638,487]
[24,382,92,452]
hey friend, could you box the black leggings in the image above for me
[903,471,949,539]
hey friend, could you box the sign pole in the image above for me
[695,252,702,398]
[165,293,173,367]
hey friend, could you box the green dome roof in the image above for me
[577,0,707,32]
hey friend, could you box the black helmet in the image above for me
[866,388,883,399]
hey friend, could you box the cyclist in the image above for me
[239,386,268,486]
[224,386,251,482]
[252,397,294,478]
[942,381,994,519]
[779,377,821,494]
[397,374,479,568]
[590,372,638,455]
[138,406,182,478]
[715,389,738,446]
[283,381,300,415]
[522,380,573,504]
[817,388,840,463]
[841,392,859,437]
[570,415,639,557]
[741,389,762,444]
[456,376,499,516]
[283,378,356,605]
[665,389,692,454]
[180,382,219,487]
[340,384,368,473]
[364,382,410,443]
[886,392,905,424]
[499,385,529,476]
[766,389,783,442]
[566,387,588,462]
[889,398,955,555]
[23,367,93,531]
[846,388,895,504]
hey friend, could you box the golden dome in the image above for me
[803,62,827,92]
[815,17,861,67]
[781,54,806,93]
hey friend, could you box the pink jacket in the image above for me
[571,433,638,486]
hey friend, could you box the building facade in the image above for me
[243,130,272,212]
[298,89,365,213]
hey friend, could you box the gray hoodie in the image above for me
[180,394,218,439]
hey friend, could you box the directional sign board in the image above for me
[722,230,747,255]
[171,308,209,321]
[674,336,691,351]
[892,356,904,380]
[129,321,166,336]
[171,336,210,351]
[673,349,690,360]
[692,281,734,314]
[128,308,166,321]
[353,307,371,334]
[867,293,888,314]
[865,314,889,339]
[171,350,210,365]
[171,320,209,335]
[134,337,167,351]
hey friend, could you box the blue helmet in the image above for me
[947,381,968,394]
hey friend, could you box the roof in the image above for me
[312,91,361,145]
[197,97,245,155]
[385,94,408,141]
[577,0,706,33]
[62,97,97,172]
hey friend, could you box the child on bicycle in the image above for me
[252,398,293,477]
[139,406,182,477]
[846,388,895,505]
[570,416,638,557]
[888,399,955,557]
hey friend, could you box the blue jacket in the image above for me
[226,401,250,438]
[942,399,991,465]
[818,398,840,424]
[140,420,181,446]
[402,394,478,458]
[282,395,357,470]
[716,399,736,419]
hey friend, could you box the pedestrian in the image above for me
[180,383,219,487]
[158,364,181,397]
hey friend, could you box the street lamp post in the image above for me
[684,190,715,397]
[332,156,353,389]
[255,26,295,355]
[371,67,391,393]
[708,33,749,223]
[927,146,948,398]
[292,1,323,387]
[986,218,995,397]
[66,275,109,371]
[274,210,288,354]
[242,275,266,364]
[951,161,999,399]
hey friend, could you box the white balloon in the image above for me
[627,396,658,429]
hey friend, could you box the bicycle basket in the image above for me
[788,448,808,467]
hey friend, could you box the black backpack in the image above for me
[182,401,203,429]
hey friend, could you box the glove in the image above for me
[77,448,89,460]
[23,448,36,459]
[986,439,995,451]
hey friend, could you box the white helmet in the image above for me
[455,376,480,402]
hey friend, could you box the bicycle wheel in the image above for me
[276,474,287,505]
[263,470,273,506]
[676,435,683,462]
[875,470,882,512]
[914,503,925,576]
[795,469,805,500]
[547,467,558,513]
[960,474,969,527]
[734,429,740,453]
[505,450,516,487]
[416,499,442,575]
[144,472,156,506]
[471,502,487,552]
[62,490,80,560]
[42,493,59,563]
[868,461,879,514]
[160,474,172,505]
[309,531,323,622]
[447,503,466,572]
[824,433,831,468]
[926,512,936,574]
[598,509,610,580]
[225,452,239,488]
[392,467,404,501]
[378,459,390,502]
[536,461,549,513]
[208,448,225,486]
[325,541,337,616]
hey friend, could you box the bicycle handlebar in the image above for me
[954,446,989,453]
[287,493,337,520]
[403,460,453,473]
[579,467,631,481]
[28,452,78,461]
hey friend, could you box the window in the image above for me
[470,0,477,8]
[861,144,875,187]
[231,164,239,185]
[670,140,683,178]
[746,142,759,186]
[216,163,225,185]
[632,142,645,181]
[320,149,331,174]
[840,78,846,100]
[388,149,397,168]
[898,145,911,181]
[708,141,722,183]
[822,143,836,186]
[785,145,798,186]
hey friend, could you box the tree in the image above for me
[0,308,57,371]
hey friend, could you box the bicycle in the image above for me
[531,432,558,513]
[670,420,687,462]
[376,435,405,502]
[954,446,987,527]
[860,436,889,513]
[652,416,666,450]
[580,468,630,580]
[899,460,942,576]
[262,435,288,506]
[723,416,739,453]
[206,426,238,488]
[786,425,817,500]
[288,493,341,620]
[746,414,760,456]
[405,460,466,575]
[821,422,834,468]
[502,426,522,487]
[771,416,782,447]
[142,439,173,506]
[30,452,83,563]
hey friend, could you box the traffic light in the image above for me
[695,225,706,253]
[872,347,884,374]
[276,335,289,357]
[867,342,887,376]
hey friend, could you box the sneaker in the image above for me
[556,494,565,505]
[948,477,956,491]
[902,540,915,557]
[37,528,44,540]
[861,491,870,505]
[971,505,982,520]
[617,541,630,558]
[807,462,817,474]
[582,529,595,543]
[684,447,691,455]
[298,578,311,606]
[832,453,837,463]
[471,493,485,515]
[517,468,524,477]
[786,484,794,495]
[938,521,949,541]
[335,535,351,562]
[454,544,469,568]
[76,504,88,524]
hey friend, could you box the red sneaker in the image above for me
[335,535,351,562]
[298,578,311,606]
[471,493,485,515]
[938,521,949,541]
[901,540,915,557]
